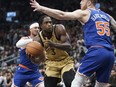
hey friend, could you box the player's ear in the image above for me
[87,0,92,6]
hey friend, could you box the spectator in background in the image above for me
[5,70,13,87]
[109,64,116,87]
[0,69,7,87]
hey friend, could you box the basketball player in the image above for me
[12,22,44,87]
[30,0,116,87]
[37,15,75,87]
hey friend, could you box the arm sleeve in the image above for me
[16,38,33,48]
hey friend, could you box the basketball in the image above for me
[26,41,44,58]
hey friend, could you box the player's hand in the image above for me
[26,52,35,59]
[44,40,55,48]
[26,53,40,64]
[26,51,46,64]
[30,0,42,12]
[25,44,34,59]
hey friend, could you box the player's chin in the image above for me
[81,6,87,10]
[47,28,52,32]
[33,33,38,36]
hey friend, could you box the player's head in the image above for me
[39,15,53,33]
[29,22,39,36]
[80,0,97,10]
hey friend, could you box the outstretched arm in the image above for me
[30,0,84,20]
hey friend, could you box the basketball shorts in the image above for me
[45,57,74,78]
[13,66,44,87]
[78,47,115,83]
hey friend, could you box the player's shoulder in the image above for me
[53,24,64,27]
[53,24,67,37]
[53,24,65,30]
[53,24,66,34]
[74,9,88,14]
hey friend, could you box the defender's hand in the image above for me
[30,0,42,12]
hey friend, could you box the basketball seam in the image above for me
[26,48,40,57]
[26,45,43,51]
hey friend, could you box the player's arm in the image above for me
[30,0,84,20]
[39,8,83,20]
[109,15,116,32]
[53,24,72,51]
[16,37,33,48]
[45,24,72,51]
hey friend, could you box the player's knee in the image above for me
[35,82,44,87]
[95,81,108,87]
[71,72,88,87]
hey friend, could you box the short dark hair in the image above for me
[39,15,53,31]
[39,15,49,27]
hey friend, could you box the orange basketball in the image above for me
[26,41,44,58]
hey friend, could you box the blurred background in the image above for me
[0,0,116,87]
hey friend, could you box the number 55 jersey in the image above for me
[83,9,112,49]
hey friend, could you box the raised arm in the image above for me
[30,0,85,20]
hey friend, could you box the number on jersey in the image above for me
[96,21,110,36]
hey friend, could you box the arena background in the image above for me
[0,0,116,87]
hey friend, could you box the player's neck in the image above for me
[29,35,36,39]
[42,31,52,39]
[88,5,96,10]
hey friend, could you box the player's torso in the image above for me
[39,31,70,61]
[83,9,112,49]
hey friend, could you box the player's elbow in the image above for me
[16,40,26,48]
[16,39,33,48]
[56,13,68,20]
[16,42,23,48]
[56,15,67,20]
[55,16,64,20]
